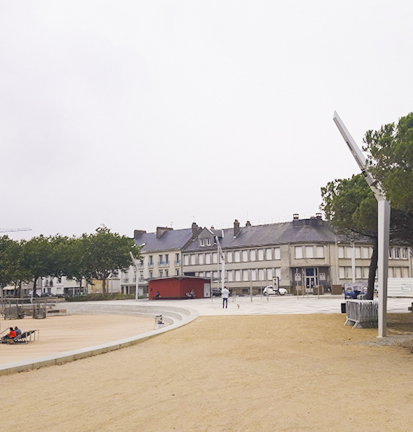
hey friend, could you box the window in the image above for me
[250,250,256,261]
[295,247,303,259]
[267,268,273,280]
[251,269,257,281]
[165,270,169,277]
[227,271,233,282]
[206,238,211,246]
[190,254,196,265]
[305,246,313,258]
[345,247,352,259]
[149,270,153,279]
[362,267,369,279]
[258,249,264,261]
[235,270,241,281]
[355,247,361,259]
[165,254,169,264]
[338,247,344,259]
[266,248,272,260]
[213,271,218,279]
[259,269,265,281]
[176,269,179,276]
[242,250,248,262]
[149,255,154,266]
[339,267,345,279]
[159,270,163,278]
[274,248,280,260]
[158,254,163,265]
[274,268,281,278]
[200,239,205,247]
[212,253,218,264]
[184,255,189,266]
[316,246,324,258]
[205,254,211,264]
[175,253,180,265]
[403,248,409,259]
[242,270,249,281]
[389,248,392,259]
[198,254,204,265]
[235,251,241,262]
[394,248,400,259]
[139,271,144,282]
[227,251,233,263]
[356,267,362,279]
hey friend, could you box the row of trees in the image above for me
[321,112,413,299]
[0,226,141,297]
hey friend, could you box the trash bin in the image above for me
[341,303,346,314]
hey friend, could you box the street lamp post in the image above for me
[333,111,390,337]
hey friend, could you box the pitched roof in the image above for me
[134,228,193,253]
[184,219,341,252]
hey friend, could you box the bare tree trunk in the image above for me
[102,278,107,294]
[366,236,378,300]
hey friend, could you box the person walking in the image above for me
[222,286,229,309]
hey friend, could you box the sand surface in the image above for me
[0,314,156,365]
[1,313,412,432]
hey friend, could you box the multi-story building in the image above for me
[121,225,200,296]
[122,215,412,297]
[181,215,412,295]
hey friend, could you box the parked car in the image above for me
[212,288,222,297]
[263,286,287,296]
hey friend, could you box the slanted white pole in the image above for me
[333,111,390,338]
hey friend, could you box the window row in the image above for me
[338,246,409,260]
[294,246,325,259]
[196,268,281,282]
[147,253,181,267]
[184,248,281,266]
[339,266,410,279]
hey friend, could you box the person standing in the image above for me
[222,286,229,309]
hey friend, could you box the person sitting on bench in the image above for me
[2,327,17,341]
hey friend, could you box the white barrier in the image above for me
[345,300,378,328]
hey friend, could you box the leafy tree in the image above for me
[20,235,64,297]
[0,237,26,297]
[321,174,378,299]
[364,112,413,212]
[82,226,138,294]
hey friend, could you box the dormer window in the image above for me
[200,239,205,247]
[206,238,211,246]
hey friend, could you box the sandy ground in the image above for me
[0,313,412,432]
[0,314,156,365]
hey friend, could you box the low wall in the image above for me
[0,301,198,376]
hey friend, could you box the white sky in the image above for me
[1,1,413,241]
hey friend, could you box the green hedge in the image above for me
[65,293,135,302]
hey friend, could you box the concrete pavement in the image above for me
[142,294,412,316]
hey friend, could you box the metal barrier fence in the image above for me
[345,300,378,328]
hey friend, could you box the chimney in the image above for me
[134,230,146,241]
[156,226,173,239]
[233,219,240,237]
[192,222,200,239]
[293,214,299,220]
[246,221,251,227]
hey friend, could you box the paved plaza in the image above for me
[144,293,412,316]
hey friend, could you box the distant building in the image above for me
[127,215,412,296]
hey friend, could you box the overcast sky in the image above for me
[1,1,413,241]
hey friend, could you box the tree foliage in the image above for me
[364,112,413,211]
[80,226,136,294]
[321,174,378,299]
[0,227,140,297]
